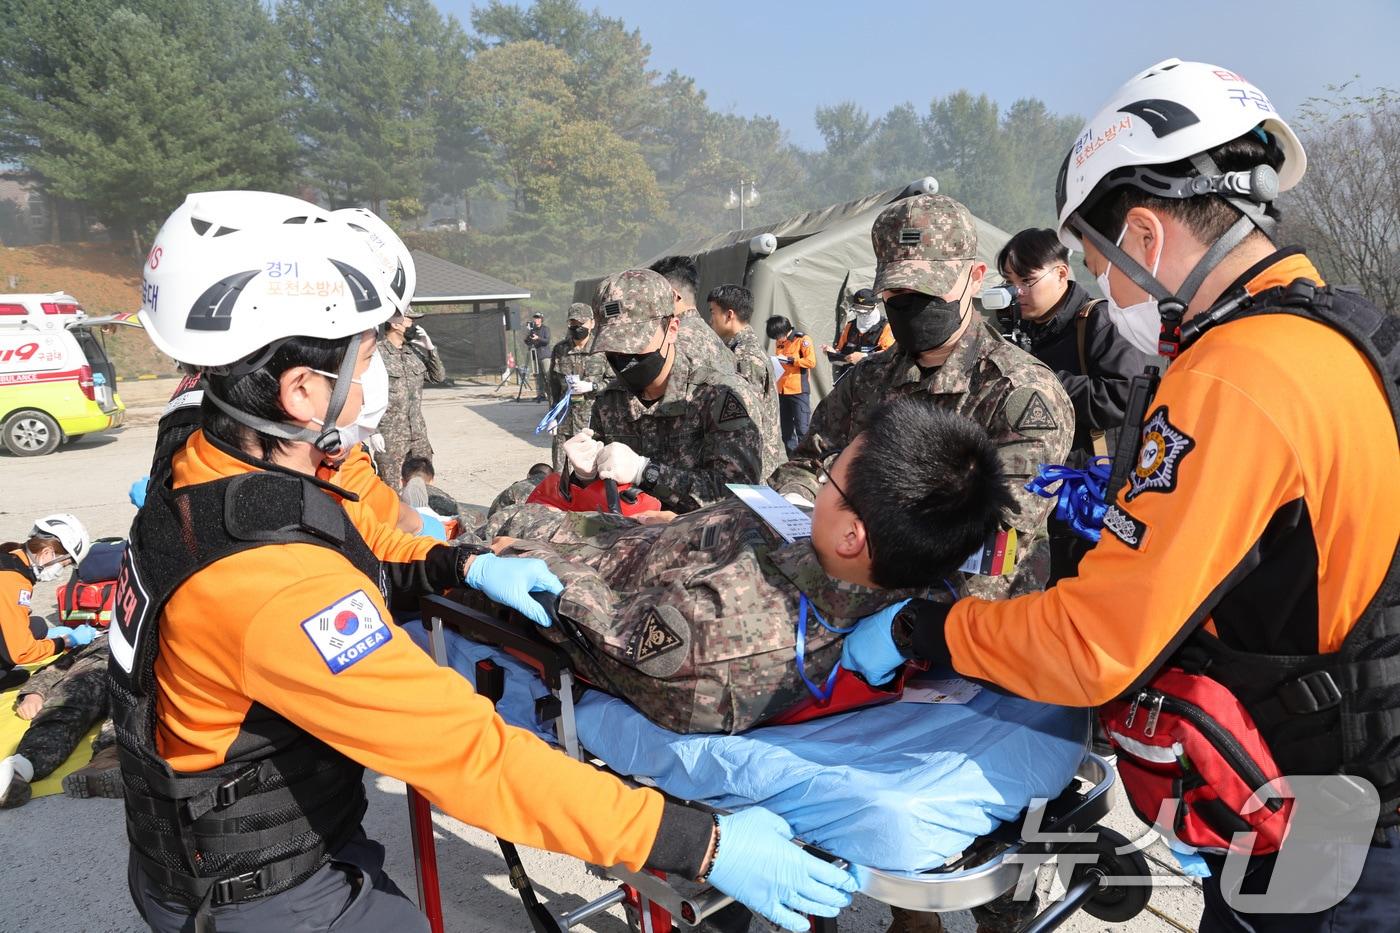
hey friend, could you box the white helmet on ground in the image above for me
[1053,59,1307,353]
[331,207,417,312]
[31,513,90,565]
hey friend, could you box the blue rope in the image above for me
[1024,456,1112,543]
[534,393,570,435]
[795,595,854,704]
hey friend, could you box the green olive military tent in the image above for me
[573,178,1013,402]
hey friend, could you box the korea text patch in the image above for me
[300,590,391,674]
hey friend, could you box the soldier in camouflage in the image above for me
[560,269,784,514]
[485,397,1015,735]
[706,283,779,437]
[768,194,1072,933]
[547,304,611,470]
[375,307,446,490]
[770,195,1073,606]
[0,633,118,809]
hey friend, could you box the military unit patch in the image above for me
[1102,504,1149,551]
[626,608,683,664]
[1006,387,1058,433]
[1127,406,1195,501]
[716,388,749,427]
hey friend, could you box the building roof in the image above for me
[410,249,529,305]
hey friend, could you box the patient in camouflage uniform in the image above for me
[485,397,1017,734]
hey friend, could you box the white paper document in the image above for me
[726,483,812,543]
[900,676,983,705]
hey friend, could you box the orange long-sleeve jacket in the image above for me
[919,251,1400,707]
[150,430,678,872]
[0,548,64,669]
[775,332,816,395]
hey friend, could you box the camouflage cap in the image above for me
[871,194,978,296]
[592,269,674,354]
[567,302,592,323]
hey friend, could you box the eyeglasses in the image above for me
[1002,265,1061,292]
[817,448,856,514]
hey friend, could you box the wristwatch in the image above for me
[640,461,662,490]
[891,602,919,658]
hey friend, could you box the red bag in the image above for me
[526,472,663,516]
[1101,667,1294,854]
[57,576,117,627]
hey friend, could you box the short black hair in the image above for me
[997,228,1069,280]
[649,255,698,299]
[844,398,1016,588]
[766,315,791,338]
[202,334,355,461]
[707,284,754,323]
[402,456,435,483]
[1080,129,1286,250]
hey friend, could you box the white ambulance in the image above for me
[0,293,127,456]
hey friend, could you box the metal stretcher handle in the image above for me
[421,592,571,690]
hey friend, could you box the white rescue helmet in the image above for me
[330,207,417,313]
[1053,59,1307,355]
[31,513,90,565]
[138,191,398,369]
[1055,59,1306,252]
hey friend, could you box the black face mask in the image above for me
[607,341,671,397]
[884,290,968,355]
[569,324,590,341]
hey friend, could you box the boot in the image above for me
[0,754,33,809]
[886,906,944,933]
[62,744,123,799]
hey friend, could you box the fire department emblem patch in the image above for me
[1126,406,1195,501]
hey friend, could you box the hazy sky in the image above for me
[433,0,1400,149]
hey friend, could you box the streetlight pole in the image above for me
[724,179,760,228]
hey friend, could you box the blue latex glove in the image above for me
[707,807,857,931]
[47,626,74,641]
[129,477,149,508]
[839,598,911,687]
[416,510,447,541]
[70,625,98,647]
[463,553,563,628]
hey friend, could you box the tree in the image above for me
[279,0,454,213]
[0,0,297,240]
[1287,84,1400,311]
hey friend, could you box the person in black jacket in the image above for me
[996,228,1155,581]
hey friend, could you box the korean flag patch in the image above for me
[300,590,391,674]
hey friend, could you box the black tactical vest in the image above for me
[1183,281,1400,820]
[109,462,384,912]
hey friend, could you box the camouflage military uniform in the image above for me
[485,499,941,733]
[725,325,780,440]
[587,270,785,513]
[14,634,113,780]
[770,196,1073,600]
[376,331,446,490]
[547,337,610,470]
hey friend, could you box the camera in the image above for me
[979,285,1022,338]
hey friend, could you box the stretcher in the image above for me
[406,592,1153,932]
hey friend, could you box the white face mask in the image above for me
[854,308,881,331]
[312,351,389,454]
[1097,227,1165,356]
[32,556,70,583]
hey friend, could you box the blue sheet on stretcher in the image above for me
[403,622,1089,872]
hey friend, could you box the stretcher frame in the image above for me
[408,592,1152,932]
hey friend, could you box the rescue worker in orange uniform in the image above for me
[1,514,93,690]
[115,192,856,933]
[841,60,1400,933]
[767,315,817,454]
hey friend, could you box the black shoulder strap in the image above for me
[0,550,29,576]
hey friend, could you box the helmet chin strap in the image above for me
[1069,153,1279,358]
[202,339,359,453]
